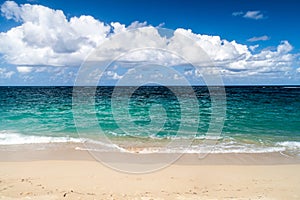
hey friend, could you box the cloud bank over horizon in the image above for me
[0,1,299,85]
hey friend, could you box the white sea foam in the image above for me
[74,142,286,154]
[0,130,129,152]
[0,130,297,154]
[276,141,300,149]
[75,146,128,152]
[148,134,224,140]
[136,145,286,154]
[0,131,82,145]
[83,139,128,152]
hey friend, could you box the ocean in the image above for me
[0,86,299,156]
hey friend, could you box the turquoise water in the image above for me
[0,86,299,154]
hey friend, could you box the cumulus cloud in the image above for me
[0,1,21,21]
[110,22,126,34]
[248,35,270,42]
[127,21,148,29]
[86,26,297,79]
[0,1,298,84]
[0,1,111,66]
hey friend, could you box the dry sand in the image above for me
[0,145,299,200]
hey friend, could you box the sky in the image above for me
[0,0,299,85]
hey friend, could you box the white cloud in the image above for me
[297,68,300,73]
[173,28,251,64]
[0,1,111,66]
[184,69,193,76]
[249,44,259,51]
[106,71,123,80]
[111,22,126,34]
[0,1,298,83]
[233,10,265,20]
[127,21,148,29]
[88,26,297,79]
[248,35,270,42]
[0,1,21,21]
[16,66,33,73]
[232,11,243,16]
[243,11,264,20]
[0,67,15,78]
[156,22,165,28]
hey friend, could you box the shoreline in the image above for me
[0,143,299,165]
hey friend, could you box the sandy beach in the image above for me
[0,145,299,200]
[1,0,300,199]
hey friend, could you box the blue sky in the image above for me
[0,0,299,85]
